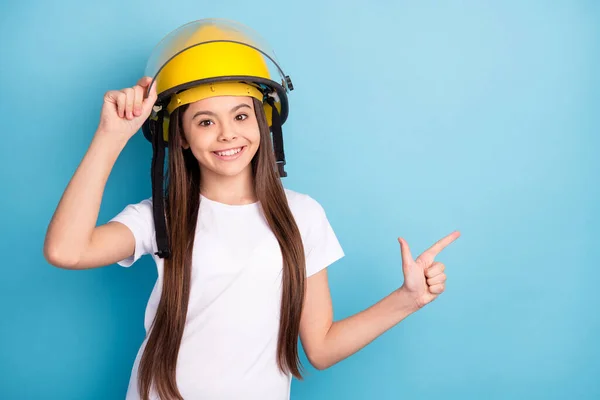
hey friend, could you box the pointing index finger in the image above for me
[424,230,461,258]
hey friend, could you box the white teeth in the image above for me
[216,147,242,156]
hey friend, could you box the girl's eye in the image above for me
[199,120,213,127]
[236,114,248,121]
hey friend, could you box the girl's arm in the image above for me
[299,232,459,370]
[299,269,418,370]
[43,134,133,269]
[43,77,157,270]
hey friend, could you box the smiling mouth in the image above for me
[212,146,246,160]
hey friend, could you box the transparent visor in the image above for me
[144,19,291,95]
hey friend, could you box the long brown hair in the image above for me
[137,97,306,399]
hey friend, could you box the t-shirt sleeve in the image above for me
[108,198,155,267]
[302,196,345,277]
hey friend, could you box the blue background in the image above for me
[1,0,599,399]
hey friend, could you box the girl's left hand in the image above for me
[397,231,461,310]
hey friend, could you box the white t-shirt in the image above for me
[109,188,345,400]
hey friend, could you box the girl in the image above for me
[44,19,459,400]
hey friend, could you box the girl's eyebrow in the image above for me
[192,103,251,120]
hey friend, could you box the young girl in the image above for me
[44,19,459,400]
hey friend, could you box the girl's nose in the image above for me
[217,123,237,142]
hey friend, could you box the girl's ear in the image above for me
[181,136,190,150]
[179,121,190,149]
[178,106,191,149]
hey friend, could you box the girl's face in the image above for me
[180,95,260,177]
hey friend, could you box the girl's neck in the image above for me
[199,165,257,206]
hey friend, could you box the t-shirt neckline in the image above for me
[199,194,260,209]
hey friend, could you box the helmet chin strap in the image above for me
[151,113,171,259]
[266,96,287,178]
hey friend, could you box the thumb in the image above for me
[398,238,414,266]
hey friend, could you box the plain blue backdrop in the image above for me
[1,0,598,399]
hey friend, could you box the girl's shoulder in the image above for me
[283,188,330,224]
[284,188,321,211]
[283,188,345,275]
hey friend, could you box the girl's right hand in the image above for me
[96,76,158,143]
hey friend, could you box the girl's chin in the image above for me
[200,161,254,178]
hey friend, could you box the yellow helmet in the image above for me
[142,18,292,141]
[141,19,294,258]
